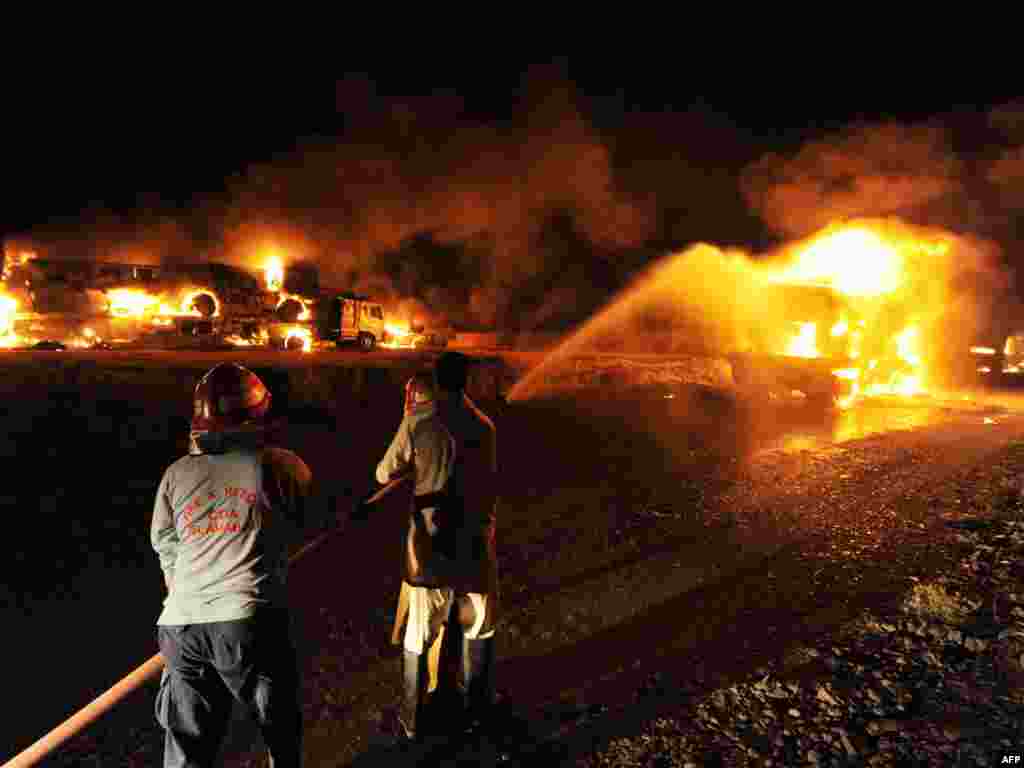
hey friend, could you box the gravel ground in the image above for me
[567,443,1024,768]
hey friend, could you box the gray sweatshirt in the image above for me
[151,443,312,625]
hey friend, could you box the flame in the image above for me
[0,294,18,347]
[382,322,415,349]
[862,325,924,396]
[69,327,105,349]
[178,289,220,318]
[3,250,36,282]
[768,226,905,297]
[265,256,284,292]
[784,322,818,357]
[107,287,219,320]
[284,327,312,353]
[276,294,311,321]
[107,288,159,317]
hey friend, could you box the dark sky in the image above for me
[3,61,1016,236]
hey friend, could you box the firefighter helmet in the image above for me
[191,362,272,433]
[404,371,436,414]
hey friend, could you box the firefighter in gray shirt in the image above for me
[151,363,312,768]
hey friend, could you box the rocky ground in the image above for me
[568,444,1024,768]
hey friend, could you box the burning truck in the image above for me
[727,222,985,408]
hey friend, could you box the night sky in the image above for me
[4,62,1014,234]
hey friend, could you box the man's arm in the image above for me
[264,447,314,529]
[150,472,179,593]
[376,417,414,485]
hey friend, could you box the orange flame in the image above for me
[107,287,220,320]
[284,327,313,352]
[276,294,311,321]
[382,322,414,349]
[0,294,19,347]
[107,288,160,317]
[768,226,905,297]
[265,256,284,292]
[784,322,819,357]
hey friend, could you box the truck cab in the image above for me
[322,293,386,351]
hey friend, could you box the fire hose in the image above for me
[2,473,411,768]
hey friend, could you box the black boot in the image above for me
[399,650,430,742]
[459,637,496,731]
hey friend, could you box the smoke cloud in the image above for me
[740,106,1024,337]
[204,68,656,329]
[741,122,961,239]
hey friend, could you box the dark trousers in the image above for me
[156,610,302,768]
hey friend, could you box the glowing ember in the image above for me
[265,257,284,292]
[284,327,312,352]
[970,346,996,355]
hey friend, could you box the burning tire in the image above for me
[276,298,304,324]
[285,335,305,352]
[358,332,376,352]
[190,292,217,319]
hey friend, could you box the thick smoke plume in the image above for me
[207,70,656,329]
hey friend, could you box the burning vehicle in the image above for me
[726,223,972,408]
[380,321,451,350]
[317,293,387,351]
